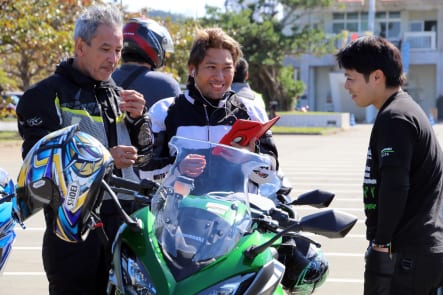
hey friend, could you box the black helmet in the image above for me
[122,18,174,69]
[279,237,329,294]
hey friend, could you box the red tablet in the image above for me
[219,115,280,147]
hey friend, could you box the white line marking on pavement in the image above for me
[344,234,366,238]
[302,232,366,239]
[2,272,365,284]
[12,246,42,250]
[297,207,363,212]
[3,272,46,276]
[326,252,364,257]
[327,278,364,284]
[17,227,45,231]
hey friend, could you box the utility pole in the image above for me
[366,0,377,123]
[368,0,375,33]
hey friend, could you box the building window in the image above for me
[332,11,400,40]
[332,12,369,34]
[409,21,423,32]
[409,20,437,33]
[425,20,437,32]
[374,11,401,40]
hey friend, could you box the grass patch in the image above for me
[0,131,21,141]
[0,117,17,122]
[272,126,340,135]
[0,123,340,140]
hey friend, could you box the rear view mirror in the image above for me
[291,189,334,208]
[299,209,357,238]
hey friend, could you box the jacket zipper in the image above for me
[203,104,210,141]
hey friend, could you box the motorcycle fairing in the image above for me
[115,206,285,294]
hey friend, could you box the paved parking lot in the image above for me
[0,123,442,294]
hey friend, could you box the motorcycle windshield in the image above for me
[153,136,272,262]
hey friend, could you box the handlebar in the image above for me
[0,194,14,204]
[108,175,158,197]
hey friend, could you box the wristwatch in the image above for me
[371,240,391,253]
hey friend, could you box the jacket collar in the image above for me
[55,58,117,90]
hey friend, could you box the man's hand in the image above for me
[179,154,206,178]
[371,244,390,253]
[110,145,138,169]
[230,137,257,153]
[119,89,145,119]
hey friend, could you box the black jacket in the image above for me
[363,91,443,252]
[17,58,153,163]
[143,85,278,180]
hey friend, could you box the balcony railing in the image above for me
[403,31,436,50]
[333,31,436,50]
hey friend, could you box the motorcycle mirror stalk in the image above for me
[244,209,357,259]
[101,179,143,233]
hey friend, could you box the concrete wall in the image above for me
[276,112,351,129]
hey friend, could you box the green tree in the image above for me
[0,60,18,91]
[0,0,97,91]
[201,0,336,110]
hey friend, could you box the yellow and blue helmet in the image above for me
[16,125,113,243]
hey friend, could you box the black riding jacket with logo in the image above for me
[16,58,153,181]
[363,91,443,252]
[142,85,278,180]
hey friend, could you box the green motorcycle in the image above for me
[14,125,357,294]
[106,136,357,294]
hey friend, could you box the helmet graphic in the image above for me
[0,167,17,272]
[122,18,174,69]
[280,238,329,295]
[291,247,328,294]
[16,125,114,243]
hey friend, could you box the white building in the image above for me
[283,0,443,122]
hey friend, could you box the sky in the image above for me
[114,0,226,18]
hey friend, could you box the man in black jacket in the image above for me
[336,36,443,294]
[143,27,278,181]
[16,4,153,295]
[144,27,329,294]
[231,57,266,110]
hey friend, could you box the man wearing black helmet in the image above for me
[112,18,181,110]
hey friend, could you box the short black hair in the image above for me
[335,35,406,87]
[233,57,248,83]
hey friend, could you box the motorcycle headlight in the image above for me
[197,273,255,295]
[198,258,284,295]
[122,253,157,295]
